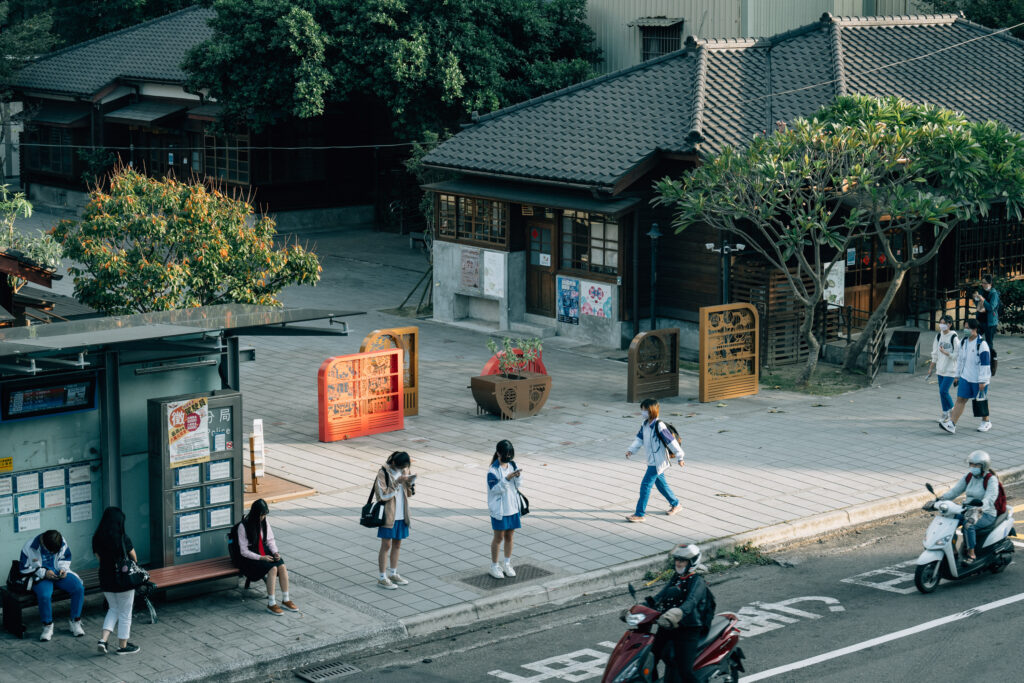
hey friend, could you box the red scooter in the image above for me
[601,584,744,683]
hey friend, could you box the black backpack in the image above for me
[656,420,682,455]
[227,522,243,567]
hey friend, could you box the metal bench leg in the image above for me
[144,595,158,625]
[1,591,27,639]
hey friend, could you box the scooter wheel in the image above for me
[915,560,941,593]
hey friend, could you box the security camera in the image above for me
[705,243,716,251]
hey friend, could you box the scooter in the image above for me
[915,483,1016,594]
[601,584,744,683]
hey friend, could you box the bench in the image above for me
[1,569,101,639]
[886,330,921,374]
[2,557,248,636]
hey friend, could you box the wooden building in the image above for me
[423,13,1024,354]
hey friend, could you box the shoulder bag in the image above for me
[513,462,529,516]
[6,560,34,593]
[360,468,390,528]
[113,537,149,591]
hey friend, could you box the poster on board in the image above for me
[556,276,580,325]
[581,282,613,319]
[483,251,504,298]
[460,248,480,289]
[167,397,210,468]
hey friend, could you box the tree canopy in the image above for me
[921,0,1024,39]
[5,1,196,48]
[655,95,1024,382]
[183,0,600,138]
[53,168,321,315]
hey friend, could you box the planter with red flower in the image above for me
[470,337,551,419]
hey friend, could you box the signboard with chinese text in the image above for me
[167,397,210,468]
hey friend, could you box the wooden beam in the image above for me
[0,252,54,287]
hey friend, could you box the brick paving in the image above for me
[5,215,1023,681]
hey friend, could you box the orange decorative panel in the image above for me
[317,349,404,442]
[699,303,759,403]
[360,327,419,416]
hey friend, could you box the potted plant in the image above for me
[470,337,552,419]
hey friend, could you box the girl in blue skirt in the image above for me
[375,451,415,589]
[487,440,522,579]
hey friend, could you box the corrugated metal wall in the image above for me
[588,0,928,73]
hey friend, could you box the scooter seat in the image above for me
[697,615,731,650]
[976,512,1007,533]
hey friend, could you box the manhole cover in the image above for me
[461,564,553,590]
[296,661,361,682]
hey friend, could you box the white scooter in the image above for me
[915,483,1016,593]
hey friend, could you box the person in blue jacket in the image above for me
[625,398,685,522]
[18,529,85,642]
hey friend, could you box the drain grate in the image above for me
[295,661,362,682]
[461,564,553,590]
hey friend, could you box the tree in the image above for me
[53,168,321,315]
[0,184,61,293]
[655,95,1024,383]
[920,0,1024,40]
[7,1,196,47]
[184,0,600,139]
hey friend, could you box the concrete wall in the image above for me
[433,241,525,329]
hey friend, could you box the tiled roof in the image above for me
[13,7,215,96]
[425,13,1024,189]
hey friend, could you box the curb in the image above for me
[400,464,1024,638]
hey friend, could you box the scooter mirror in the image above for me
[926,483,936,495]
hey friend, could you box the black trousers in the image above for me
[656,627,702,683]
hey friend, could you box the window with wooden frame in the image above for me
[560,211,620,278]
[23,126,73,176]
[434,193,509,248]
[204,134,250,184]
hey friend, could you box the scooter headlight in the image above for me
[940,534,953,545]
[938,502,950,513]
[613,659,640,683]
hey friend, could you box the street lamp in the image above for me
[647,222,662,330]
[705,239,746,305]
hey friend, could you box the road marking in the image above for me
[489,644,615,682]
[841,560,919,594]
[1011,540,1024,549]
[737,596,844,636]
[739,591,1024,682]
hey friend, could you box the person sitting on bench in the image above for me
[18,529,85,641]
[237,499,298,615]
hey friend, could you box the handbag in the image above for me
[113,537,149,590]
[359,468,390,528]
[6,560,34,593]
[517,491,530,517]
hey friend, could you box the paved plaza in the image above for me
[6,215,1023,681]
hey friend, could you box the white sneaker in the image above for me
[389,572,409,586]
[977,421,992,432]
[377,576,398,590]
[937,411,950,423]
[40,623,53,642]
[488,564,505,579]
[940,420,956,434]
[69,619,85,637]
[502,561,516,577]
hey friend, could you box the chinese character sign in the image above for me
[556,276,579,325]
[318,349,404,442]
[167,397,210,468]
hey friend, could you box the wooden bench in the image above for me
[1,569,101,639]
[142,557,250,624]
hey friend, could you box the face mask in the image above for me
[499,454,513,464]
[939,324,949,332]
[970,466,982,476]
[641,410,650,421]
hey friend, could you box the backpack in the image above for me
[227,521,243,567]
[965,472,1007,516]
[655,420,682,458]
[970,336,997,377]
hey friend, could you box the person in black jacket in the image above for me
[92,507,141,655]
[653,543,715,683]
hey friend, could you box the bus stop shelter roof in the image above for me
[0,304,360,360]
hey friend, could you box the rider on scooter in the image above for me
[927,450,1000,563]
[652,544,716,683]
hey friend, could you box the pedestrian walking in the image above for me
[925,314,960,423]
[237,498,298,615]
[487,439,522,580]
[17,530,85,641]
[375,451,415,589]
[92,507,141,655]
[974,274,1000,351]
[625,398,685,523]
[940,318,992,434]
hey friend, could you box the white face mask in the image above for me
[939,323,949,332]
[641,410,650,421]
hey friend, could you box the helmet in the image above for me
[671,543,702,569]
[967,450,991,471]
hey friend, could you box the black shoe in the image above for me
[97,640,108,654]
[116,643,141,655]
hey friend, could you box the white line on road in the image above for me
[1011,540,1024,549]
[740,591,1024,682]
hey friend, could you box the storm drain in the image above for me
[295,661,361,682]
[460,564,553,590]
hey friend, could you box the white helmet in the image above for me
[671,543,702,569]
[968,450,991,471]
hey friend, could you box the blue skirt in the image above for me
[378,519,409,539]
[491,513,522,531]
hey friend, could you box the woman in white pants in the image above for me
[92,507,140,655]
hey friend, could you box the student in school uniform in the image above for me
[925,314,960,424]
[625,398,685,523]
[375,451,415,589]
[487,439,522,580]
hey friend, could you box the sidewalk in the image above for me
[5,224,1022,682]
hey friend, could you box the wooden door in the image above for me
[526,220,556,317]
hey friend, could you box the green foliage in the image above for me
[53,167,321,315]
[404,129,453,226]
[0,185,61,292]
[486,336,542,378]
[76,148,118,187]
[920,0,1024,40]
[184,0,600,138]
[0,1,58,97]
[704,543,773,574]
[7,1,197,47]
[995,276,1024,335]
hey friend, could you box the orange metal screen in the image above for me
[699,303,759,403]
[318,349,404,442]
[360,327,419,416]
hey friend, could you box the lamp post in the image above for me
[705,239,746,305]
[647,222,662,330]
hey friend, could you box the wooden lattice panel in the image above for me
[699,303,759,403]
[360,326,419,416]
[318,349,404,442]
[626,328,680,403]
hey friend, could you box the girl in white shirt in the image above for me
[375,451,415,589]
[487,439,522,580]
[926,315,960,422]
